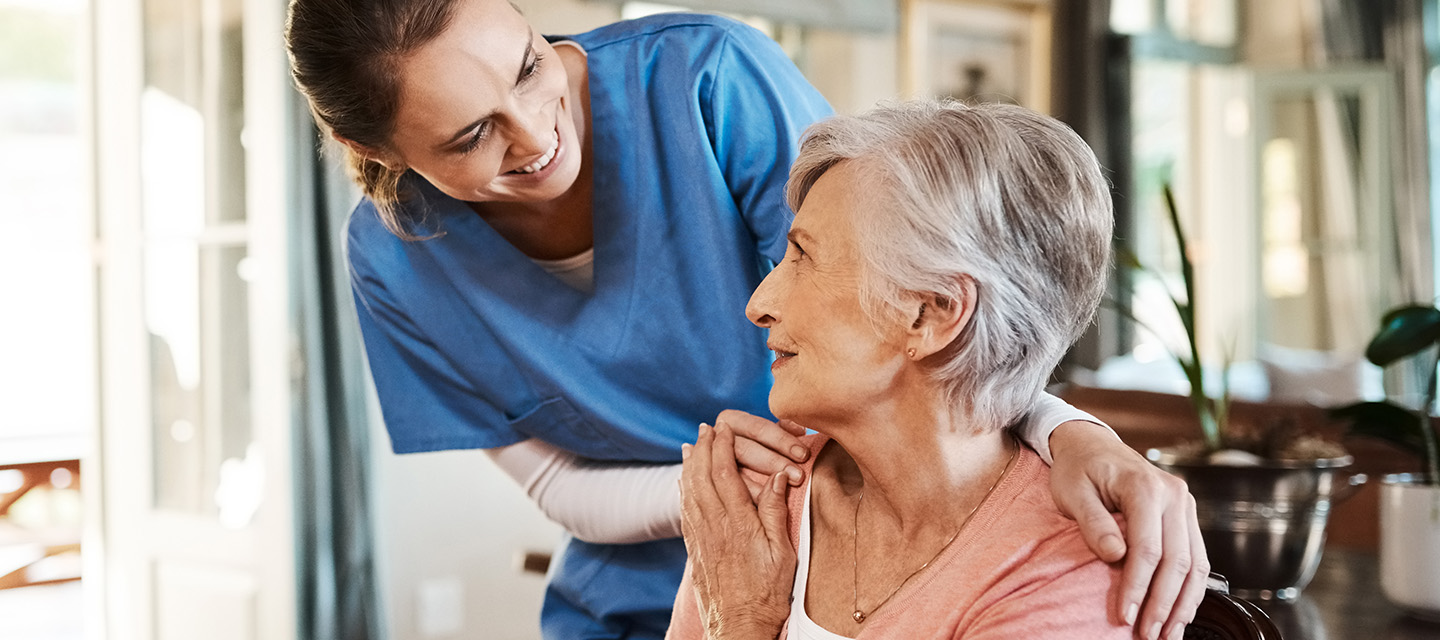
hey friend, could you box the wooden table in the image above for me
[0,436,84,589]
[1251,547,1440,639]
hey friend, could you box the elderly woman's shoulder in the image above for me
[951,448,1127,634]
[993,448,1124,564]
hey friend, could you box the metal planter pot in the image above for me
[1147,449,1366,601]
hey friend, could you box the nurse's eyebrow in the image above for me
[440,36,536,148]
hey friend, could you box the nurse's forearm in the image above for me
[486,439,682,544]
[1015,392,1115,464]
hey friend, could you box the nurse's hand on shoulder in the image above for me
[1048,421,1208,640]
[713,409,808,502]
[679,423,794,640]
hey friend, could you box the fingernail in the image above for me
[681,444,691,460]
[1145,621,1161,640]
[786,466,803,485]
[1101,534,1124,558]
[1165,622,1185,640]
[1124,603,1138,626]
[771,472,786,494]
[790,445,808,461]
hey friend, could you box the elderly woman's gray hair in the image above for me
[786,99,1113,430]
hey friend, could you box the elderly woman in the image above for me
[671,100,1141,639]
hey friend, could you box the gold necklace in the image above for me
[850,437,1017,624]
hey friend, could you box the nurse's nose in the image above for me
[506,108,555,160]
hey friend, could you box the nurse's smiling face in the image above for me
[382,0,584,205]
[745,161,910,424]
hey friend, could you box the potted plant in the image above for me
[1331,305,1440,619]
[1122,185,1363,601]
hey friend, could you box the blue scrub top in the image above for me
[347,14,832,639]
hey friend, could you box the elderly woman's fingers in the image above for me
[710,423,760,511]
[733,438,806,489]
[682,424,724,521]
[755,471,793,554]
[776,418,808,437]
[720,409,812,484]
[678,424,796,639]
[720,410,808,454]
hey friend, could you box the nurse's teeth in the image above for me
[513,134,560,174]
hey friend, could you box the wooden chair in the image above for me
[1185,574,1284,640]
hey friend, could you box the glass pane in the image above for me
[142,0,246,225]
[147,242,253,513]
[141,0,253,515]
[1165,0,1191,39]
[0,0,89,443]
[1111,0,1156,35]
[1189,0,1237,48]
[1128,60,1193,356]
[1259,91,1372,353]
[215,3,246,223]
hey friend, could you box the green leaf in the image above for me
[1330,401,1428,457]
[1116,247,1144,271]
[1365,305,1440,366]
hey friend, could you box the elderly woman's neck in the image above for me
[816,398,1016,532]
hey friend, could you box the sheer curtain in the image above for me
[289,88,380,640]
[1315,0,1432,305]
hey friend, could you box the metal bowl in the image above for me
[1147,448,1366,601]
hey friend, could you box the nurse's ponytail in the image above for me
[285,0,459,239]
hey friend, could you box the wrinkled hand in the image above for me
[714,410,808,501]
[1048,421,1209,640]
[680,423,795,640]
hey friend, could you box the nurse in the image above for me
[284,1,1208,639]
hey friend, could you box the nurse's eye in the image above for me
[520,52,544,84]
[456,122,492,155]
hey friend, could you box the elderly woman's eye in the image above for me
[788,241,807,261]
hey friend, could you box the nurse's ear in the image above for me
[903,275,977,361]
[330,130,405,170]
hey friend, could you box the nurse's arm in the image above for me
[486,439,682,544]
[485,414,809,545]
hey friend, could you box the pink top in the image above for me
[667,434,1130,639]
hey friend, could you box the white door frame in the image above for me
[91,0,295,635]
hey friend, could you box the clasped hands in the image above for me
[680,411,1208,640]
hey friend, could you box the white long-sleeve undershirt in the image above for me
[483,392,1106,545]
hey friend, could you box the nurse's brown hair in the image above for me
[285,0,460,237]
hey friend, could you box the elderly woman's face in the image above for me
[746,162,909,423]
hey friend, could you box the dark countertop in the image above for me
[1251,547,1440,639]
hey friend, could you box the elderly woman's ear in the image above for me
[903,275,977,360]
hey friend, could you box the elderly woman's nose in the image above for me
[746,272,780,327]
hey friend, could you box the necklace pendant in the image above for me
[853,611,866,623]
